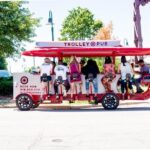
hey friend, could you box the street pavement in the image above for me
[1,102,150,150]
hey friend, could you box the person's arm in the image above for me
[134,70,141,74]
[54,66,57,74]
[78,63,81,72]
[50,64,53,75]
[117,64,121,74]
[103,64,106,74]
[129,64,134,75]
[66,66,70,73]
[68,64,71,73]
[112,64,116,75]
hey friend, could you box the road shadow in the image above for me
[30,106,150,112]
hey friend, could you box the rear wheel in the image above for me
[102,93,119,110]
[16,94,33,111]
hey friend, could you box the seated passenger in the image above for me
[134,59,150,93]
[54,60,70,99]
[118,56,134,98]
[82,59,100,100]
[40,57,53,98]
[69,56,82,101]
[102,57,116,92]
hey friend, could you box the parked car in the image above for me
[0,70,11,78]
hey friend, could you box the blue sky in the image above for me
[9,0,150,72]
[27,0,150,47]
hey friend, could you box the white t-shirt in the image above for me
[54,65,69,80]
[120,62,133,80]
[40,63,52,76]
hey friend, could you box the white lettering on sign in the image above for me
[36,40,120,48]
[63,41,108,47]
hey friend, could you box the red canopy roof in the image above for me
[22,47,150,57]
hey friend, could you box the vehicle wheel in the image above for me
[16,94,33,111]
[102,93,119,110]
[32,103,40,109]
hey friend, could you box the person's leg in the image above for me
[134,77,144,93]
[92,78,99,104]
[47,76,52,94]
[102,76,109,92]
[121,80,126,99]
[54,81,58,94]
[128,81,134,94]
[41,81,48,99]
[66,80,70,92]
[107,77,115,92]
[70,82,74,99]
[54,81,59,99]
[62,80,68,97]
[107,81,112,92]
[69,82,75,103]
[85,80,90,96]
[93,78,98,97]
[79,82,82,94]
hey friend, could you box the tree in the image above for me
[93,21,113,40]
[0,57,7,70]
[60,7,103,40]
[93,22,114,71]
[0,1,39,57]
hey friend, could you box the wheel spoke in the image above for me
[102,93,119,110]
[16,94,33,111]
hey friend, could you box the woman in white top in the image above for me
[40,58,53,98]
[118,56,134,96]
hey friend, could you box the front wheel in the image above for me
[102,93,119,110]
[16,94,33,111]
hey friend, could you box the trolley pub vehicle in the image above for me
[13,40,150,110]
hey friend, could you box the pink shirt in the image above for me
[69,62,81,82]
[70,62,80,73]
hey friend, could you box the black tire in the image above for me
[16,94,33,111]
[32,103,40,109]
[102,93,119,110]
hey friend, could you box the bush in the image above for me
[0,77,13,96]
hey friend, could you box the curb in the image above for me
[0,100,150,109]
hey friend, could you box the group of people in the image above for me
[40,56,150,101]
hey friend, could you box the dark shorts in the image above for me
[54,79,70,93]
[70,73,81,83]
[40,75,52,82]
[121,79,133,94]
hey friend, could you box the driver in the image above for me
[134,59,150,93]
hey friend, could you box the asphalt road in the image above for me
[1,104,150,150]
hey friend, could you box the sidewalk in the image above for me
[0,98,150,109]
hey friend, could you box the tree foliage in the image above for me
[0,1,39,57]
[0,57,7,70]
[60,7,103,40]
[93,21,113,40]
